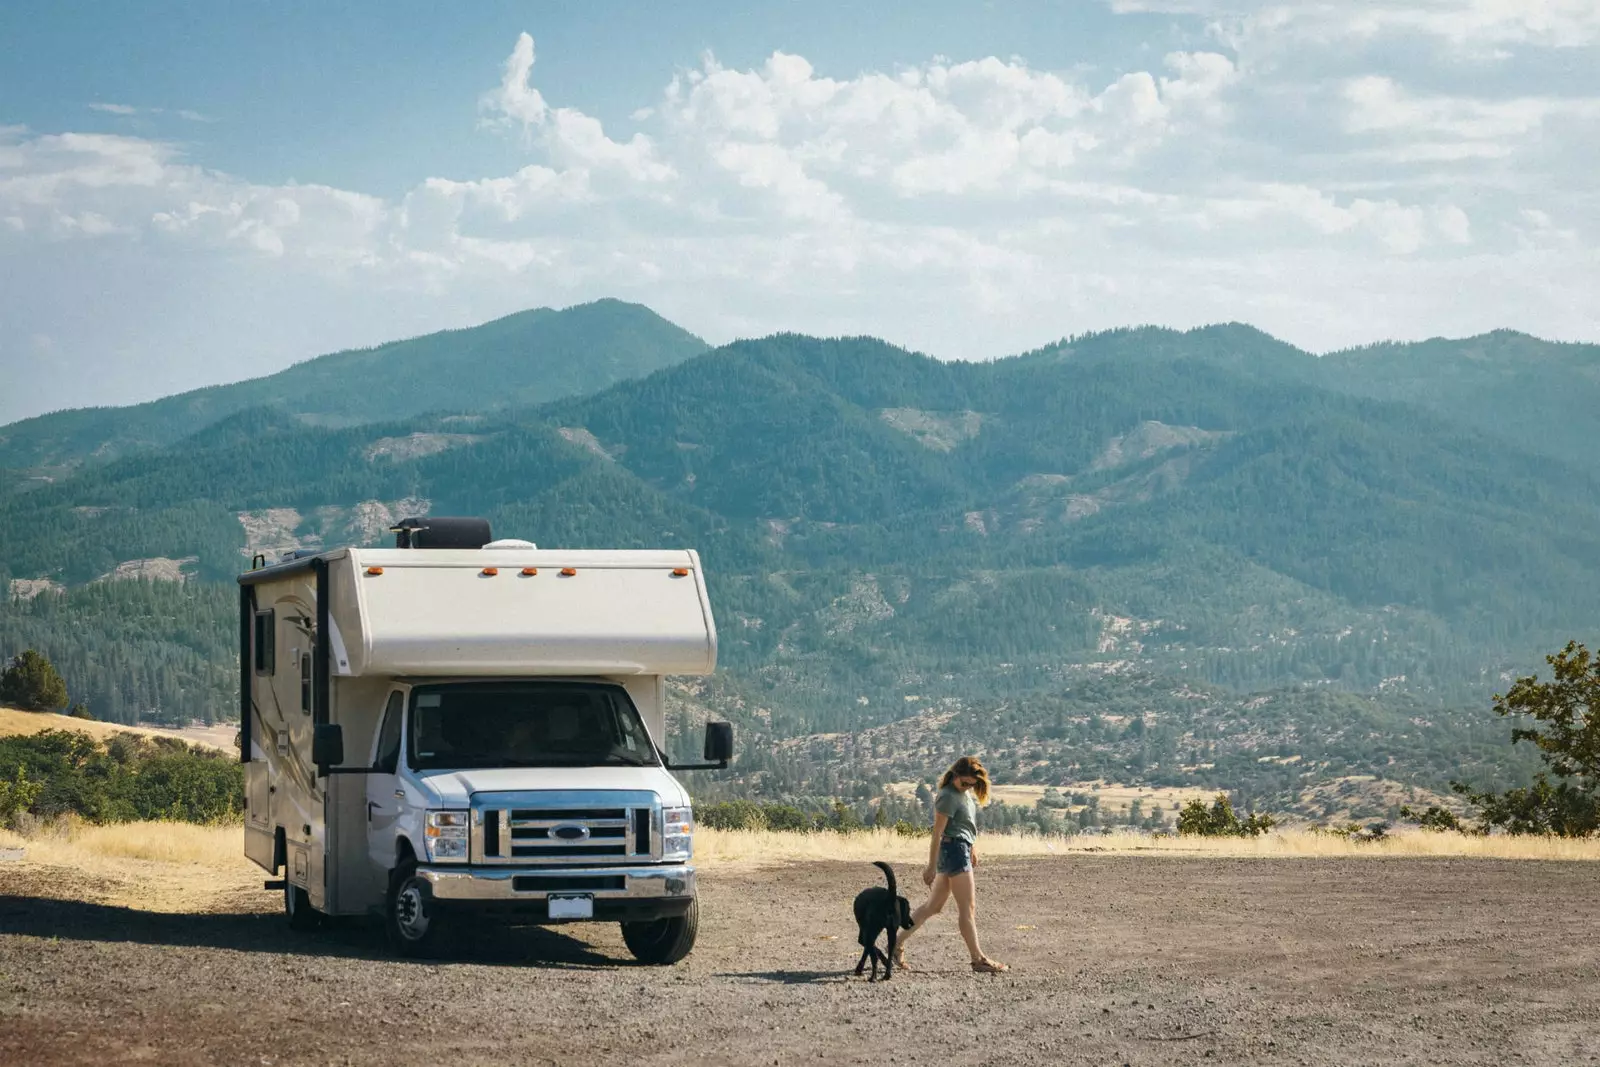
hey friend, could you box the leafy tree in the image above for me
[1177,793,1275,837]
[1399,804,1466,833]
[0,649,69,712]
[1451,641,1600,837]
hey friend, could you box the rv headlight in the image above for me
[424,810,470,863]
[662,806,694,862]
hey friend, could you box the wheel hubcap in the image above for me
[396,883,428,938]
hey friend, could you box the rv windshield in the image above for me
[407,682,660,771]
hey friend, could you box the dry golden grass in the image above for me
[0,819,254,912]
[889,778,1219,817]
[0,706,231,750]
[988,781,1215,815]
[4,821,1596,917]
[697,827,1600,865]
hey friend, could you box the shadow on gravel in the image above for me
[0,894,628,968]
[715,969,851,984]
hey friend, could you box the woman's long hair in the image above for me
[938,755,991,804]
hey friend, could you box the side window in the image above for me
[299,653,312,714]
[253,610,275,675]
[374,692,404,774]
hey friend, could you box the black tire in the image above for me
[386,860,449,958]
[284,880,319,931]
[621,899,699,965]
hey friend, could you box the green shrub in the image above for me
[0,768,42,821]
[696,799,770,831]
[0,729,242,825]
[1399,804,1467,833]
[1177,793,1276,837]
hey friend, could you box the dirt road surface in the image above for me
[1,856,1596,1066]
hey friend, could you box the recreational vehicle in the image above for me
[238,517,732,963]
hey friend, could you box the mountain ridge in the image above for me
[0,298,709,470]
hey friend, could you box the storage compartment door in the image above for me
[244,761,276,870]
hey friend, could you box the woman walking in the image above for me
[894,755,1009,973]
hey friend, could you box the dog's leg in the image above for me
[855,946,871,976]
[884,925,897,980]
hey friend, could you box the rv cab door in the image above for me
[365,690,407,874]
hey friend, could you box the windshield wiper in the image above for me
[598,752,654,767]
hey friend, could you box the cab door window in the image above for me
[374,692,404,774]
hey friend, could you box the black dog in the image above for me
[853,860,914,981]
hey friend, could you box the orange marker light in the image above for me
[366,567,384,576]
[560,567,577,577]
[521,567,538,576]
[481,567,499,577]
[671,568,690,577]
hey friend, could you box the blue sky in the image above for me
[2,0,1597,422]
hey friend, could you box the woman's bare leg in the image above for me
[948,871,987,963]
[894,874,950,962]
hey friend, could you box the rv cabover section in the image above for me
[239,534,731,963]
[331,549,716,678]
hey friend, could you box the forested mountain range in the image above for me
[0,299,707,471]
[2,311,1595,805]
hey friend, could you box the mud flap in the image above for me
[245,824,277,871]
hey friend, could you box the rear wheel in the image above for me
[621,899,698,965]
[386,860,449,958]
[284,880,319,931]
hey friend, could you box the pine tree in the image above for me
[0,649,70,712]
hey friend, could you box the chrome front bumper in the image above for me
[417,864,695,902]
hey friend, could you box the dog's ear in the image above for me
[899,898,913,928]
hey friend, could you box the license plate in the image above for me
[547,894,594,919]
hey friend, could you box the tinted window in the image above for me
[408,683,658,771]
[375,692,404,774]
[253,611,275,675]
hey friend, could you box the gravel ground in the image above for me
[1,855,1597,1066]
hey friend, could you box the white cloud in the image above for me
[0,30,1594,422]
[1110,0,1600,49]
[480,31,674,186]
[1342,75,1596,140]
[481,32,548,130]
[86,102,216,123]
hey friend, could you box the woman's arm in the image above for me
[925,811,948,884]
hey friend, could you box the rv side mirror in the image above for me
[312,723,345,771]
[703,721,733,764]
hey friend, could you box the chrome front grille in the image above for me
[472,791,660,865]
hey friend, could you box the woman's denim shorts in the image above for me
[937,837,973,876]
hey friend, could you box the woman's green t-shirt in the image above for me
[935,785,977,844]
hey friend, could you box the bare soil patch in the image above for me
[1,853,1596,1065]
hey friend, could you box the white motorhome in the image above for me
[238,517,732,963]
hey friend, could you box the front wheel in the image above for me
[386,861,449,957]
[621,899,698,965]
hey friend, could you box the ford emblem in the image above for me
[550,822,590,842]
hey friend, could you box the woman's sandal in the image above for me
[971,957,1009,974]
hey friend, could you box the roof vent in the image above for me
[391,517,493,550]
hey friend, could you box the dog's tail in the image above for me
[872,859,897,896]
